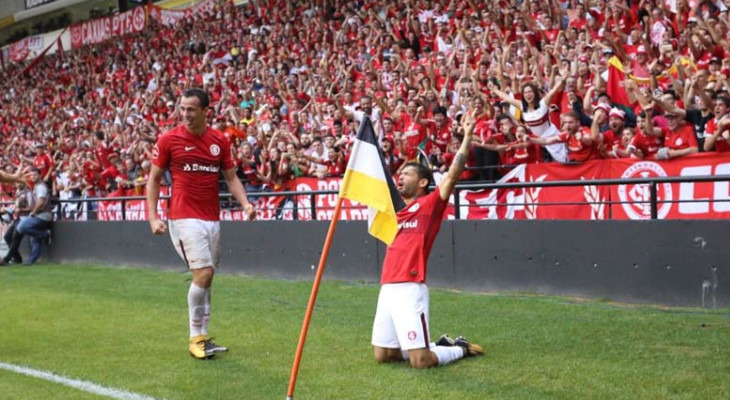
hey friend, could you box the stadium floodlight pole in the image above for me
[286,197,344,400]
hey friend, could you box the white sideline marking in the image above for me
[0,361,167,400]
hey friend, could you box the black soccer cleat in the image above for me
[435,333,456,347]
[454,336,484,357]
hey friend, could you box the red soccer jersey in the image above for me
[33,154,53,177]
[663,125,698,150]
[558,128,597,162]
[631,130,663,158]
[152,125,234,221]
[381,190,448,284]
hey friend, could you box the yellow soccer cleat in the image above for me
[189,335,215,359]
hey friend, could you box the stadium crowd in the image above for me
[1,0,730,209]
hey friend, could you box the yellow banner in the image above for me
[0,15,15,30]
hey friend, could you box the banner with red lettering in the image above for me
[523,160,612,220]
[93,154,729,221]
[444,165,529,220]
[9,38,29,62]
[70,7,147,49]
[222,177,368,221]
[608,153,730,220]
[148,0,216,27]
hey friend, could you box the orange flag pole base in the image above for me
[286,197,344,399]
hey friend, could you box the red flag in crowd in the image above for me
[606,56,634,110]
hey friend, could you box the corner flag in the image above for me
[339,116,406,245]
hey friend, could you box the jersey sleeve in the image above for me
[152,133,171,169]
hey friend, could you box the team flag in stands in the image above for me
[606,55,696,111]
[339,116,406,245]
[606,56,635,110]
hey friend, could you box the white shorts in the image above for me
[371,282,430,351]
[168,219,221,269]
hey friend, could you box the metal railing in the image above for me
[44,174,730,221]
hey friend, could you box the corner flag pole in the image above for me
[286,196,344,400]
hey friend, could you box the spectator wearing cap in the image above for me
[628,45,652,80]
[576,91,637,131]
[602,108,628,151]
[652,88,714,151]
[655,110,698,161]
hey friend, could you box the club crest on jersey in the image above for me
[408,203,420,213]
[210,144,220,156]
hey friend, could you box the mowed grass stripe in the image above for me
[1,264,728,400]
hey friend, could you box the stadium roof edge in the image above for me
[14,0,90,22]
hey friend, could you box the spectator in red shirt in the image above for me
[32,144,55,184]
[655,112,699,160]
[529,111,598,163]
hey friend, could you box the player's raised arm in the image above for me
[438,113,474,201]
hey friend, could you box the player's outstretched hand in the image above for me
[149,218,167,235]
[243,203,256,221]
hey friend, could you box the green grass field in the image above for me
[0,264,728,400]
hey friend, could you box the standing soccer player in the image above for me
[372,113,484,369]
[146,88,255,359]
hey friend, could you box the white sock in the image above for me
[431,346,465,366]
[188,283,206,338]
[402,343,439,361]
[202,287,211,335]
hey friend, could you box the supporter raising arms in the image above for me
[488,75,569,163]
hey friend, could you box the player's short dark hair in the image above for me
[182,88,210,108]
[404,161,434,192]
[716,96,730,108]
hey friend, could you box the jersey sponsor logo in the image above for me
[182,163,220,173]
[210,144,220,156]
[184,146,195,151]
[398,220,418,230]
[617,161,672,219]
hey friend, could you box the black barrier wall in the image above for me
[48,221,728,307]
